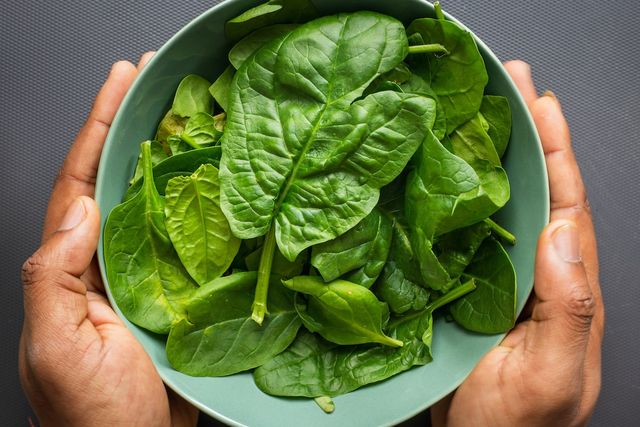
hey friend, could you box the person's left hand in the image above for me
[19,54,199,427]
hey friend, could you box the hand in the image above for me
[431,61,604,427]
[19,54,199,427]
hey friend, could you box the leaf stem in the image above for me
[407,44,449,55]
[484,218,516,245]
[180,134,201,150]
[141,141,158,197]
[426,279,476,312]
[252,226,277,325]
[387,279,476,331]
[434,1,445,20]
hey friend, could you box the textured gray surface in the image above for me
[1,0,638,425]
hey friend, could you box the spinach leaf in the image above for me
[165,164,240,285]
[450,238,517,333]
[125,146,221,201]
[400,72,447,140]
[254,280,475,398]
[436,221,491,280]
[129,140,169,185]
[156,109,187,144]
[406,17,488,133]
[374,216,430,314]
[208,66,235,112]
[173,74,213,118]
[220,12,435,323]
[225,0,318,42]
[479,95,512,158]
[284,276,403,347]
[166,272,302,376]
[310,208,392,288]
[228,24,297,70]
[180,112,223,148]
[104,141,197,334]
[406,121,508,242]
[167,135,191,156]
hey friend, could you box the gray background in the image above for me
[1,0,638,425]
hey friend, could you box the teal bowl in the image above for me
[95,0,549,425]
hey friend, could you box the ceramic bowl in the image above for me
[96,1,549,425]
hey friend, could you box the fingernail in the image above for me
[552,223,581,263]
[543,90,557,100]
[58,198,86,231]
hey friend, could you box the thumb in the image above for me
[22,196,101,331]
[526,219,595,370]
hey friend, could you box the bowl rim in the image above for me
[95,1,549,425]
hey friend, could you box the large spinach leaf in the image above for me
[406,17,488,133]
[165,164,240,285]
[284,276,403,347]
[166,272,302,376]
[450,238,517,333]
[104,141,197,334]
[310,208,392,288]
[219,12,435,323]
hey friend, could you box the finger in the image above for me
[43,61,138,240]
[531,94,603,339]
[137,51,156,71]
[504,60,538,106]
[525,220,594,376]
[22,196,101,332]
[531,95,587,214]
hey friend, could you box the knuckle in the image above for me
[21,252,48,288]
[565,285,595,330]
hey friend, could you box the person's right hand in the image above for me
[431,60,605,427]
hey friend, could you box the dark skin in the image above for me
[19,57,603,426]
[20,54,198,427]
[432,61,604,427]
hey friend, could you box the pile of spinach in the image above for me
[103,0,517,411]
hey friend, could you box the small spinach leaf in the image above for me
[180,112,223,148]
[374,216,430,314]
[165,164,240,285]
[450,238,517,333]
[283,276,403,347]
[104,141,197,334]
[173,75,213,118]
[156,109,187,144]
[479,95,512,158]
[310,208,392,288]
[225,0,318,42]
[406,18,488,133]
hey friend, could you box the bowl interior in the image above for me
[95,0,548,425]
